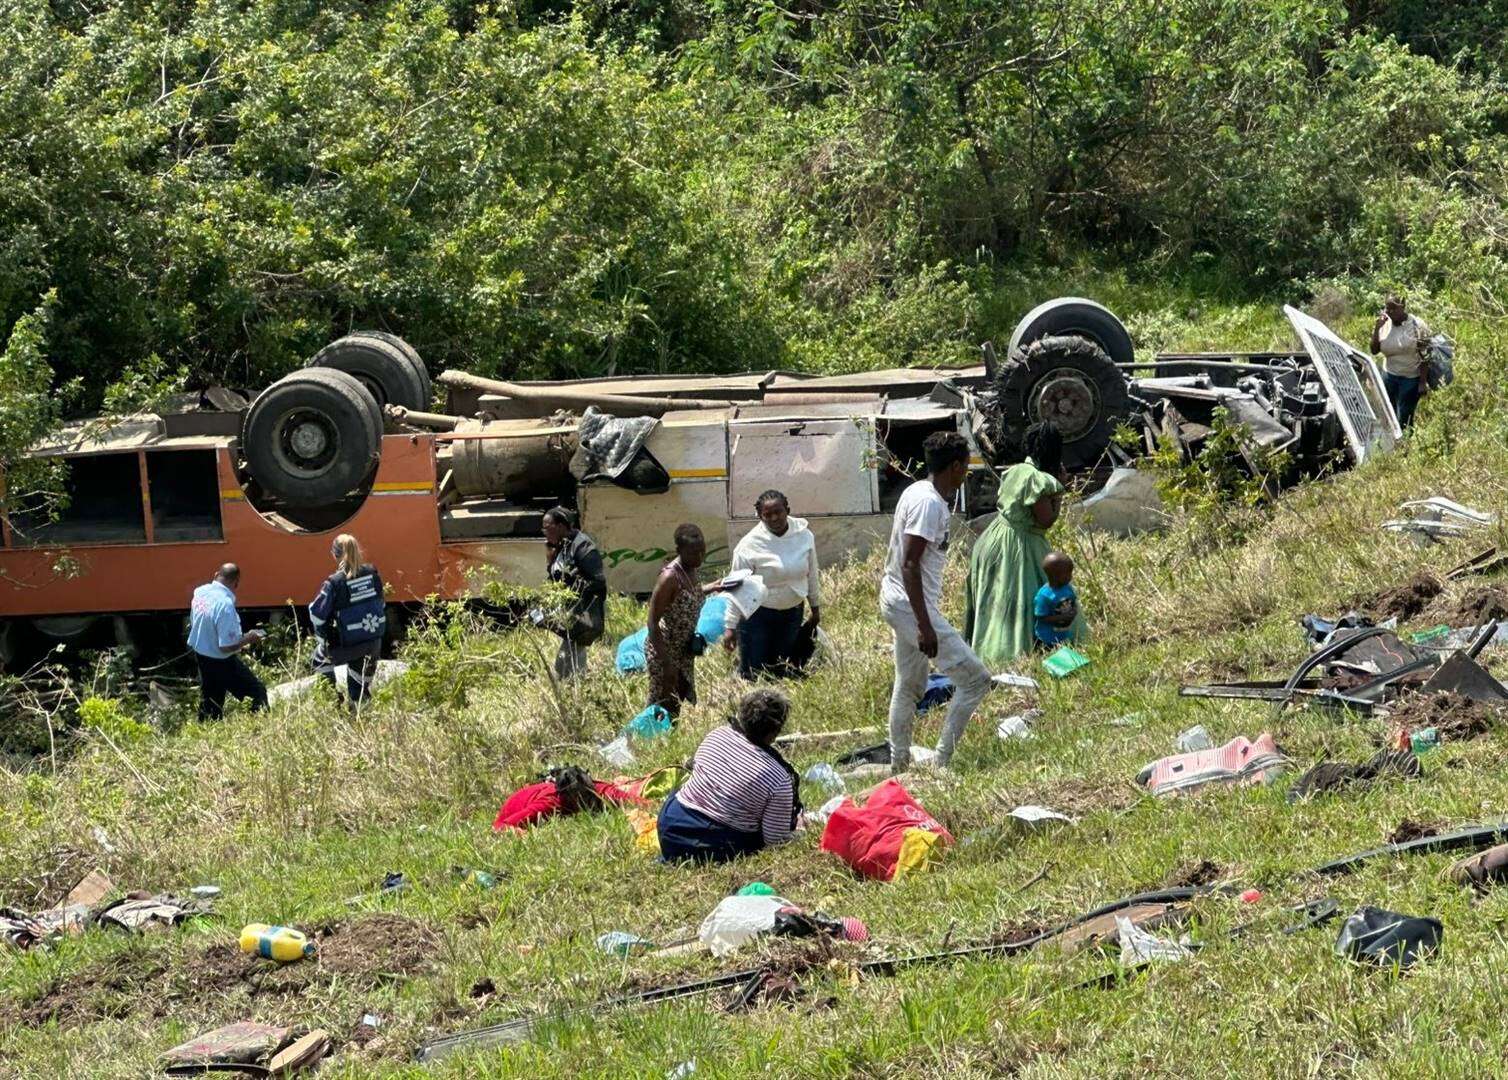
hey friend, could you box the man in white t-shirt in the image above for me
[1369,295,1432,428]
[879,431,992,772]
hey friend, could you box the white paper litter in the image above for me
[995,710,1040,740]
[992,672,1040,690]
[1175,725,1212,753]
[1008,805,1075,826]
[598,735,636,768]
[267,659,410,705]
[1116,915,1193,965]
[806,794,847,827]
[699,894,791,957]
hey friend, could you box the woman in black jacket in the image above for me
[309,533,386,707]
[541,507,607,680]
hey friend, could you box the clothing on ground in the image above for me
[882,595,991,769]
[492,777,639,831]
[195,653,267,721]
[676,725,797,845]
[549,530,607,646]
[658,791,765,864]
[723,517,821,632]
[965,460,1083,665]
[1383,371,1422,428]
[1377,314,1431,378]
[188,581,243,660]
[879,479,951,618]
[736,604,805,680]
[645,558,703,715]
[1033,582,1080,646]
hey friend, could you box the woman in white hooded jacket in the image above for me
[722,489,821,679]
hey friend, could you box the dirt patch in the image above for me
[1388,691,1506,742]
[311,914,441,978]
[1020,778,1139,817]
[989,920,1053,947]
[5,915,442,1030]
[1387,818,1447,845]
[1429,585,1508,628]
[1364,571,1444,622]
[1165,859,1226,888]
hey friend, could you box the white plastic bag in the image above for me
[697,895,791,958]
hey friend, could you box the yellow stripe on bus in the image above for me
[371,482,433,493]
[668,468,727,478]
[220,489,246,500]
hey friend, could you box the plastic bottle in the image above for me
[454,867,497,890]
[239,923,315,962]
[1410,727,1439,754]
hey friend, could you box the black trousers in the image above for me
[196,653,269,721]
[737,605,805,680]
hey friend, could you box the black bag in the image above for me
[544,765,604,815]
[1334,906,1441,969]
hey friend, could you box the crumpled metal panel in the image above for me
[1284,305,1400,462]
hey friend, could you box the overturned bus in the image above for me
[0,298,1399,665]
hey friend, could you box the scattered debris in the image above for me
[995,710,1040,740]
[1418,653,1508,702]
[1043,646,1090,678]
[1071,467,1168,537]
[991,672,1040,690]
[65,869,114,907]
[1007,805,1075,828]
[240,923,316,963]
[161,1022,329,1077]
[1334,907,1441,970]
[1056,902,1190,956]
[1116,915,1193,965]
[1315,821,1508,876]
[267,660,409,705]
[819,779,953,881]
[1175,725,1212,753]
[1138,733,1288,797]
[1382,498,1496,543]
[1287,749,1420,802]
[1446,843,1508,891]
[803,763,846,793]
[597,931,654,957]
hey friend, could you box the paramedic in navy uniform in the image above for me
[308,533,387,707]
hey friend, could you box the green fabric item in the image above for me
[736,882,775,896]
[964,462,1082,665]
[1042,645,1091,678]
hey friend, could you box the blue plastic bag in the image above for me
[628,704,673,739]
[617,628,648,674]
[690,596,729,657]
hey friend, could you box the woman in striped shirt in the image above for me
[658,688,803,864]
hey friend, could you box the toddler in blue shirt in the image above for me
[1033,551,1079,648]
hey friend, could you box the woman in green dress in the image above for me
[965,423,1082,665]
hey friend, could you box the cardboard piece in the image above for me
[65,869,114,907]
[162,1022,291,1074]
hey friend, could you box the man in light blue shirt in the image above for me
[188,563,267,720]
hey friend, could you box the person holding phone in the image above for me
[188,563,268,720]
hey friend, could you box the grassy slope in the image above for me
[5,294,1508,1078]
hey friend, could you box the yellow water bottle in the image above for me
[239,923,315,962]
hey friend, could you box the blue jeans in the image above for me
[737,604,804,680]
[657,793,763,864]
[1383,371,1422,428]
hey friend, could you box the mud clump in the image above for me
[1165,859,1226,888]
[1429,585,1508,628]
[1389,691,1505,742]
[1364,571,1444,622]
[313,914,442,978]
[1387,818,1446,845]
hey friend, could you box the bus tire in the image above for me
[242,369,381,507]
[1007,297,1135,369]
[308,334,429,412]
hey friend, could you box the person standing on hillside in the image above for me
[308,534,386,707]
[965,422,1082,664]
[721,489,822,680]
[644,524,711,719]
[541,507,607,680]
[188,563,267,721]
[1370,295,1432,428]
[880,431,993,773]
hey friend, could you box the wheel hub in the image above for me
[274,408,340,477]
[1029,368,1101,441]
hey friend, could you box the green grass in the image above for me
[6,293,1508,1078]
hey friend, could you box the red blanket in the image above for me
[492,780,640,831]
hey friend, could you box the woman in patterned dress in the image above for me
[645,523,711,719]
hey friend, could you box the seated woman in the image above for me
[658,688,802,864]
